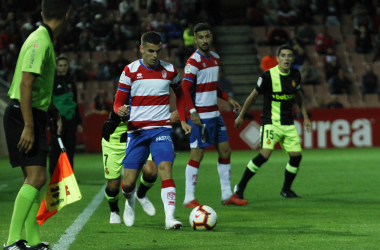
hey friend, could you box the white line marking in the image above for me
[52,184,106,250]
[0,178,24,190]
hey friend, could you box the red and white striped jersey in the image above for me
[116,59,182,133]
[182,50,229,119]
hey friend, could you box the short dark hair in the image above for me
[141,31,162,46]
[56,55,68,63]
[42,0,71,20]
[194,23,210,34]
[276,44,294,57]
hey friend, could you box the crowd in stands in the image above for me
[251,0,380,108]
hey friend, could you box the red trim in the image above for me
[217,86,230,101]
[161,179,176,188]
[188,159,200,168]
[197,105,219,113]
[114,89,129,114]
[218,157,230,164]
[132,95,169,106]
[128,119,171,131]
[196,82,217,93]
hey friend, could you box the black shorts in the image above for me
[4,99,49,168]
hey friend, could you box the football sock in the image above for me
[105,187,120,212]
[237,154,268,193]
[283,155,302,191]
[136,174,156,199]
[184,159,199,204]
[121,182,136,200]
[7,184,39,246]
[161,179,176,220]
[25,194,42,246]
[217,157,233,201]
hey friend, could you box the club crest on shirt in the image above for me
[203,63,206,68]
[214,60,217,64]
[185,63,191,73]
[267,139,271,145]
[257,77,263,87]
[162,70,167,79]
[292,80,296,87]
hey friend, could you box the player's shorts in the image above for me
[123,128,174,170]
[101,138,125,179]
[260,124,301,152]
[187,115,229,149]
[3,99,49,168]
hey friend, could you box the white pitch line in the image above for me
[53,183,106,250]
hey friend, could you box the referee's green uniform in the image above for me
[256,65,302,152]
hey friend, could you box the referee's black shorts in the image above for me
[3,99,49,168]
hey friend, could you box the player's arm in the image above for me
[182,62,202,127]
[234,89,259,129]
[114,67,131,117]
[294,89,312,132]
[172,83,192,135]
[217,86,241,113]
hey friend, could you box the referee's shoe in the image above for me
[3,240,27,250]
[281,189,300,198]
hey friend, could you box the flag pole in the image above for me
[57,137,66,152]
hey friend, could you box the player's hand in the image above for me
[77,124,83,133]
[181,121,192,134]
[190,111,202,127]
[234,116,244,129]
[228,98,241,113]
[304,118,312,132]
[17,126,34,153]
[170,110,180,123]
[118,105,130,117]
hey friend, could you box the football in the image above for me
[189,205,217,230]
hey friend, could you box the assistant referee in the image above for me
[3,1,70,249]
[233,44,312,200]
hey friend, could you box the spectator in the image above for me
[260,48,278,71]
[326,95,344,108]
[361,64,380,94]
[247,1,267,26]
[92,89,112,113]
[78,28,94,51]
[119,0,135,18]
[315,26,334,54]
[267,24,288,46]
[59,22,80,51]
[120,9,139,39]
[96,52,112,80]
[353,5,372,32]
[295,0,313,24]
[4,12,17,35]
[165,0,181,14]
[314,95,326,108]
[91,14,109,39]
[165,14,182,39]
[183,22,195,54]
[372,6,380,33]
[355,25,372,54]
[111,50,130,81]
[90,0,107,17]
[78,3,94,23]
[292,47,308,70]
[148,12,165,31]
[265,1,278,26]
[323,0,341,26]
[328,68,351,95]
[373,27,380,62]
[277,1,297,25]
[0,25,16,49]
[299,60,320,85]
[76,16,90,31]
[69,53,87,81]
[297,21,316,45]
[217,68,234,98]
[323,47,339,80]
[148,0,167,14]
[287,29,304,49]
[173,40,187,68]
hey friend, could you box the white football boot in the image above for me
[123,197,135,226]
[165,218,183,230]
[135,193,156,216]
[110,211,121,224]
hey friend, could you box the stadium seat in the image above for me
[251,26,267,43]
[91,51,104,62]
[313,15,323,25]
[363,94,380,107]
[315,84,330,96]
[348,94,365,107]
[352,62,366,76]
[256,46,271,59]
[335,94,351,107]
[302,85,314,100]
[345,35,355,46]
[328,25,343,43]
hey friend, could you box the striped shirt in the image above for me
[116,59,182,133]
[182,50,229,119]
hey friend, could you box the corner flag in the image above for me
[37,138,82,225]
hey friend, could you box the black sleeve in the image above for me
[255,71,269,94]
[71,78,82,125]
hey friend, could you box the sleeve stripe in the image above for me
[183,76,194,82]
[118,86,130,92]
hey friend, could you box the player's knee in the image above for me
[190,148,204,162]
[31,175,47,190]
[107,179,121,192]
[219,146,231,158]
[289,155,302,167]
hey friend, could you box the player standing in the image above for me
[113,31,192,229]
[234,44,312,199]
[181,23,248,207]
[2,1,70,249]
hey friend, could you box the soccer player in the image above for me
[2,1,70,250]
[102,105,180,224]
[113,31,192,229]
[181,23,248,207]
[234,44,312,200]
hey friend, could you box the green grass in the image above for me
[1,148,379,249]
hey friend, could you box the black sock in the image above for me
[105,187,120,212]
[282,170,297,191]
[282,155,302,191]
[136,174,156,199]
[237,154,268,193]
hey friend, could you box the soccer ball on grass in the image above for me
[189,205,217,230]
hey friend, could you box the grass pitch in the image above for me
[0,148,379,250]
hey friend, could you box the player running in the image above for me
[113,31,192,229]
[234,44,312,200]
[181,23,248,207]
[102,104,180,224]
[2,1,70,249]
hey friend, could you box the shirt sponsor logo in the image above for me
[185,63,191,73]
[137,73,143,79]
[162,70,167,79]
[272,94,294,101]
[203,63,206,68]
[156,135,172,142]
[33,43,39,48]
[257,77,263,87]
[29,49,36,68]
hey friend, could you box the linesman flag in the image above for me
[37,138,82,225]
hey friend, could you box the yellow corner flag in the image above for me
[37,138,82,225]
